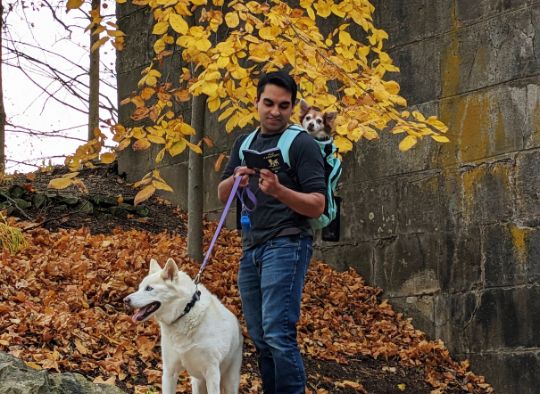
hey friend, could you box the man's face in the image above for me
[256,84,294,134]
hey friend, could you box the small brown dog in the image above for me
[299,99,337,141]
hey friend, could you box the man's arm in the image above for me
[258,169,325,218]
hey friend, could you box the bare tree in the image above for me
[0,0,5,175]
[187,94,206,262]
[88,0,100,140]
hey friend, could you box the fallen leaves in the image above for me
[0,220,493,393]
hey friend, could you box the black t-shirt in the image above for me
[221,125,326,249]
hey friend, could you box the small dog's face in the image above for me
[299,99,337,140]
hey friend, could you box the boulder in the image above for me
[0,352,125,394]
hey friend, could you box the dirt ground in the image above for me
[1,163,463,394]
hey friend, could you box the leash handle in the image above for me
[195,175,243,284]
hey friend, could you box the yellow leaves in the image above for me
[132,139,151,151]
[175,122,195,136]
[334,135,353,153]
[152,180,173,192]
[134,185,156,206]
[314,0,332,18]
[91,37,109,53]
[153,38,166,55]
[100,152,117,164]
[169,13,188,35]
[214,153,226,172]
[259,26,281,41]
[66,0,84,11]
[339,30,353,46]
[334,380,366,392]
[152,21,169,35]
[399,135,418,152]
[248,42,272,62]
[47,173,79,190]
[431,135,450,143]
[225,12,240,28]
[169,139,187,156]
[147,134,166,144]
[138,68,161,88]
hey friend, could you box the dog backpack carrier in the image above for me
[238,125,343,241]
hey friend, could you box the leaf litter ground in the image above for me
[0,164,493,394]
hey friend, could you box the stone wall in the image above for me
[116,1,540,392]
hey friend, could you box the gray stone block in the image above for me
[466,350,540,394]
[458,161,515,225]
[389,294,436,338]
[436,83,530,166]
[373,233,441,296]
[442,6,539,95]
[455,0,529,25]
[433,291,479,354]
[438,228,483,293]
[397,172,443,234]
[340,179,398,242]
[437,286,540,354]
[314,242,374,282]
[515,149,540,218]
[484,223,528,287]
[372,0,453,47]
[524,81,540,149]
[389,41,443,105]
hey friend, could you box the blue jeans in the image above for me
[238,235,312,394]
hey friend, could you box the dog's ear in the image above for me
[299,99,310,119]
[162,258,178,281]
[149,258,161,274]
[324,111,337,129]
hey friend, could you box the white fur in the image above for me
[124,258,243,394]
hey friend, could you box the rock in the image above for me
[90,195,119,208]
[8,185,25,199]
[13,198,32,210]
[0,352,125,394]
[32,193,49,209]
[135,205,149,217]
[77,200,94,214]
[56,196,80,206]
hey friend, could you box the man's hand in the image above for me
[258,169,283,198]
[258,169,324,218]
[218,166,256,204]
[234,166,256,188]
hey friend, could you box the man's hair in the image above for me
[256,70,297,105]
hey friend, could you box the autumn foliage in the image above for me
[56,0,450,205]
[0,216,492,393]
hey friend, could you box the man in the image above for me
[218,70,326,393]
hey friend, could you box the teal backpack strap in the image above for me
[277,124,305,166]
[238,128,259,163]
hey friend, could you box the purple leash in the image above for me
[194,175,243,285]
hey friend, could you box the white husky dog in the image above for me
[124,258,243,394]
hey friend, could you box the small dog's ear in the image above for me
[162,258,178,281]
[149,258,161,274]
[324,111,337,129]
[299,99,310,119]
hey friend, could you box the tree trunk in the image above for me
[187,94,206,262]
[0,0,6,175]
[88,0,100,141]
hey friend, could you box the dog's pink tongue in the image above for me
[132,309,145,323]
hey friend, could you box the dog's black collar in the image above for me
[171,289,201,324]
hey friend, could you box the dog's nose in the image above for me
[123,296,131,307]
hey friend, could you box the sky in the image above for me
[3,0,117,173]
